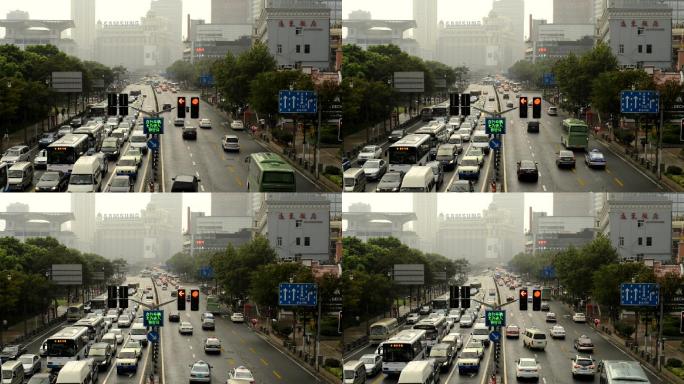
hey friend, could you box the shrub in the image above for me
[324,358,342,368]
[325,165,342,176]
[667,165,683,175]
[614,320,635,338]
[271,128,293,145]
[667,358,684,368]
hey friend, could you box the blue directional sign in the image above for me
[542,266,556,279]
[147,331,159,343]
[543,73,555,86]
[278,283,317,306]
[278,90,317,114]
[147,138,159,150]
[489,138,501,150]
[489,331,502,343]
[199,75,214,87]
[620,283,659,306]
[620,91,660,114]
[199,266,213,279]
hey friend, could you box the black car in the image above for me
[70,118,82,128]
[388,129,406,143]
[35,171,69,192]
[171,175,201,192]
[38,133,57,149]
[341,157,351,171]
[162,103,172,112]
[169,312,181,322]
[375,171,403,192]
[182,126,197,140]
[526,121,540,133]
[517,160,539,182]
[0,344,27,360]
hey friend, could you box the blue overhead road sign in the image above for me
[620,283,659,306]
[278,90,317,114]
[279,283,317,306]
[620,91,659,114]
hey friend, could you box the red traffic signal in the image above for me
[190,289,199,311]
[177,97,186,119]
[519,96,528,118]
[533,290,541,298]
[532,289,542,311]
[532,97,542,118]
[190,97,199,119]
[177,288,186,310]
[191,290,199,298]
[519,289,528,310]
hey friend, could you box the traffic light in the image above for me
[449,285,459,308]
[190,289,200,311]
[118,285,128,309]
[107,285,118,309]
[177,289,186,310]
[460,93,471,116]
[519,289,528,310]
[190,97,200,119]
[107,93,118,116]
[532,97,542,119]
[177,97,186,119]
[519,97,528,118]
[460,285,471,309]
[532,289,542,311]
[118,94,128,116]
[449,93,459,116]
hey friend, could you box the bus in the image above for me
[561,118,589,150]
[432,106,448,118]
[413,315,447,348]
[246,152,296,192]
[73,123,104,151]
[415,122,448,145]
[420,107,433,121]
[206,295,221,314]
[46,134,90,174]
[89,294,107,313]
[431,293,449,312]
[87,102,107,118]
[387,134,431,174]
[66,304,84,322]
[46,326,90,371]
[74,316,105,342]
[381,329,427,376]
[369,318,400,344]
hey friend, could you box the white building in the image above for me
[266,198,330,262]
[412,0,437,60]
[71,0,95,60]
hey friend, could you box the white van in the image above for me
[397,360,436,384]
[56,360,96,384]
[343,360,366,384]
[129,132,149,155]
[68,156,103,192]
[471,323,491,347]
[129,323,148,347]
[1,360,24,384]
[101,332,117,351]
[7,162,33,191]
[399,166,434,192]
[522,328,547,350]
[343,168,367,192]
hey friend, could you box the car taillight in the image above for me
[574,364,581,368]
[588,365,595,369]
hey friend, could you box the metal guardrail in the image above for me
[343,335,369,353]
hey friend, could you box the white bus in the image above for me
[381,329,427,376]
[369,318,400,345]
[73,123,104,151]
[46,326,90,371]
[387,134,431,174]
[66,304,84,322]
[74,316,105,342]
[413,315,447,348]
[47,134,90,174]
[431,293,449,312]
[415,122,448,145]
[89,294,107,313]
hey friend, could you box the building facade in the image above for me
[266,198,330,262]
[212,0,251,24]
[71,194,96,253]
[412,0,437,60]
[0,212,76,247]
[343,19,419,56]
[0,18,77,56]
[71,0,95,60]
[554,0,595,24]
[150,0,183,62]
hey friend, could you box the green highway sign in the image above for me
[143,310,164,327]
[144,117,164,134]
[485,310,506,327]
[485,117,506,135]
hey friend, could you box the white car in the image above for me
[516,357,540,380]
[356,145,383,164]
[19,354,41,376]
[406,313,421,324]
[110,328,124,344]
[227,366,254,383]
[230,312,245,323]
[179,321,194,335]
[199,119,212,129]
[230,120,244,130]
[572,313,587,323]
[34,149,48,169]
[117,315,132,328]
[549,325,566,339]
[571,355,596,377]
[360,353,382,376]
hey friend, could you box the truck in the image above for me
[541,287,552,301]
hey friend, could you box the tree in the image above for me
[591,69,652,135]
[249,70,313,126]
[249,263,313,308]
[592,262,654,320]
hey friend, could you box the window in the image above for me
[296,45,301,53]
[638,45,642,53]
[277,44,282,54]
[296,220,302,227]
[295,27,302,35]
[619,44,624,54]
[646,44,652,54]
[638,237,643,246]
[296,237,301,246]
[304,44,310,54]
[637,220,644,227]
[277,236,282,246]
[305,237,310,246]
[646,237,652,246]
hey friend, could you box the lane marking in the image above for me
[273,370,282,380]
[614,177,624,187]
[260,358,269,366]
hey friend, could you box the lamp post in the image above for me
[1,273,11,345]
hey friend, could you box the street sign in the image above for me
[278,90,317,114]
[620,90,660,114]
[147,138,159,150]
[489,138,501,150]
[620,283,659,306]
[199,75,214,87]
[147,331,159,343]
[485,117,506,135]
[489,331,501,343]
[199,266,213,279]
[542,73,555,86]
[144,117,164,134]
[143,310,164,327]
[278,283,317,306]
[542,266,555,279]
[485,310,506,327]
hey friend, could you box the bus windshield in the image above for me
[47,340,77,357]
[69,174,93,185]
[383,344,414,362]
[47,150,77,165]
[389,148,417,165]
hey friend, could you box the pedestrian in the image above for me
[594,318,600,328]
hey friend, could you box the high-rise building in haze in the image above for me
[147,195,183,255]
[491,194,525,255]
[150,0,182,61]
[595,0,607,24]
[71,0,95,60]
[554,0,594,24]
[412,0,437,60]
[211,194,252,217]
[71,194,96,253]
[491,0,524,64]
[413,194,437,253]
[212,0,251,24]
[554,193,594,217]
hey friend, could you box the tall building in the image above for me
[150,0,183,61]
[71,0,95,60]
[554,193,594,217]
[71,194,96,253]
[492,194,525,255]
[212,0,251,24]
[212,194,252,217]
[662,1,684,26]
[147,195,183,255]
[412,0,437,59]
[554,0,594,24]
[413,194,437,253]
[595,0,607,24]
[491,0,525,64]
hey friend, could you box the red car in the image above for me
[506,325,520,338]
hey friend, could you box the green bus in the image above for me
[206,295,221,314]
[561,118,589,150]
[246,152,296,192]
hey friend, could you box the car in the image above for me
[38,340,48,357]
[457,348,481,375]
[115,348,139,374]
[19,354,41,376]
[375,171,403,192]
[33,149,48,169]
[101,137,122,160]
[541,302,550,311]
[572,313,586,323]
[182,125,197,140]
[341,157,351,171]
[419,305,431,315]
[86,342,113,369]
[179,321,194,335]
[70,117,83,128]
[198,119,212,129]
[169,312,180,322]
[203,337,221,354]
[118,314,132,328]
[515,357,540,380]
[162,103,172,112]
[465,339,484,357]
[360,353,382,376]
[230,312,245,323]
[426,161,444,190]
[35,171,68,192]
[547,106,558,115]
[1,145,31,165]
[356,145,383,164]
[115,156,139,181]
[506,101,514,108]
[585,148,606,168]
[27,373,53,384]
[447,179,474,192]
[174,118,185,127]
[545,312,557,322]
[124,147,143,165]
[230,120,244,130]
[457,156,481,180]
[517,160,539,182]
[57,125,74,138]
[574,335,594,352]
[571,355,596,377]
[459,314,474,328]
[430,343,455,371]
[112,127,129,142]
[227,366,254,384]
[189,360,212,383]
[406,313,421,324]
[466,147,485,166]
[549,325,566,339]
[222,135,240,152]
[556,150,576,168]
[388,129,406,143]
[0,344,27,360]
[170,175,200,192]
[506,325,520,338]
[362,159,387,181]
[123,340,142,358]
[506,296,515,302]
[107,175,133,192]
[38,133,57,149]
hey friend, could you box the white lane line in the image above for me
[542,185,547,191]
[192,161,196,166]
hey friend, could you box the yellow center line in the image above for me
[260,358,269,366]
[614,177,624,187]
[226,357,235,365]
[272,370,282,380]
[606,167,612,175]
[249,347,256,354]
[577,177,586,187]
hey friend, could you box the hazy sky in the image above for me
[343,193,553,231]
[0,0,212,39]
[343,0,554,40]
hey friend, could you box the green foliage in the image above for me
[324,165,341,176]
[667,358,683,368]
[590,70,652,123]
[249,262,314,308]
[663,315,682,337]
[249,70,313,120]
[324,358,342,368]
[320,316,341,336]
[554,235,619,299]
[614,320,635,338]
[592,262,653,308]
[271,127,294,145]
[667,165,684,175]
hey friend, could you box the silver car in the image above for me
[189,360,212,383]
